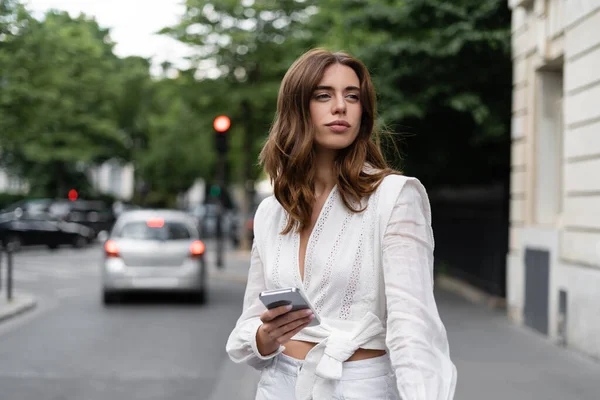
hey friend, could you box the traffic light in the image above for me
[68,189,78,201]
[209,184,221,198]
[214,115,230,154]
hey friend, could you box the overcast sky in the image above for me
[25,0,194,73]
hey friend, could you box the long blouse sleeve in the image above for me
[225,200,285,370]
[382,179,457,399]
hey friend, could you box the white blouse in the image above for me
[226,174,457,400]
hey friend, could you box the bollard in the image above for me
[6,245,12,302]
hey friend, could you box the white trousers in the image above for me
[255,353,401,400]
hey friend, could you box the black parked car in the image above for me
[0,200,95,251]
[48,200,116,239]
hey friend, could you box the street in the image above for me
[1,243,600,400]
[0,243,256,400]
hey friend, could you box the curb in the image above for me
[435,274,506,310]
[0,294,38,324]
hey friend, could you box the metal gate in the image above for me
[430,183,509,297]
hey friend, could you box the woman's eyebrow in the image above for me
[314,85,360,91]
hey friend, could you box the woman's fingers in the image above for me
[262,308,313,329]
[275,317,314,344]
[259,304,292,323]
[260,308,315,344]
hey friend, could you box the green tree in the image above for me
[0,0,31,169]
[115,56,153,158]
[309,0,512,187]
[134,72,219,207]
[1,9,128,196]
[162,0,318,213]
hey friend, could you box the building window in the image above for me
[534,69,563,225]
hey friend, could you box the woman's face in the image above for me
[309,63,362,153]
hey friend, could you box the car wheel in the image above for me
[102,291,118,305]
[192,288,207,304]
[72,235,87,248]
[47,243,59,250]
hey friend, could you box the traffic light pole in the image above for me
[215,154,225,269]
[213,115,230,270]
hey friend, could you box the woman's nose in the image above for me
[331,96,346,114]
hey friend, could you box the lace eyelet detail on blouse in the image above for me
[339,227,364,319]
[314,209,353,312]
[302,189,337,289]
[271,217,286,288]
[338,192,380,319]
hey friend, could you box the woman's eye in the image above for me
[347,94,359,101]
[315,93,330,100]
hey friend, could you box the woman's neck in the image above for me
[313,149,337,198]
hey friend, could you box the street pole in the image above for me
[0,249,3,294]
[215,155,225,269]
[213,115,231,270]
[6,245,13,301]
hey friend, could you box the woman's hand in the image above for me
[256,305,315,356]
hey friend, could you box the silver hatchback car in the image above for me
[101,209,207,305]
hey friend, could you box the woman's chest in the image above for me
[261,191,381,298]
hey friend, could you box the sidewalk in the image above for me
[210,247,600,400]
[0,292,37,324]
[439,288,600,400]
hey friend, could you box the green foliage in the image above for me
[161,0,319,190]
[135,74,217,199]
[1,8,129,196]
[0,0,513,206]
[162,0,512,191]
[309,0,512,186]
[0,2,237,205]
[11,12,125,161]
[0,192,27,210]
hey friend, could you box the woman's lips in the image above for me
[327,124,350,133]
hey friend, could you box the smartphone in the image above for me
[259,287,321,327]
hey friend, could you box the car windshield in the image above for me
[48,202,71,218]
[114,220,192,241]
[1,199,51,214]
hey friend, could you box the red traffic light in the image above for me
[213,115,231,133]
[68,189,78,201]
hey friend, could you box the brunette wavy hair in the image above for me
[259,48,399,234]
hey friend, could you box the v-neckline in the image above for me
[296,185,337,288]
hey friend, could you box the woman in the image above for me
[226,48,457,400]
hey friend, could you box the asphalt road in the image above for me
[0,243,258,400]
[1,243,600,400]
